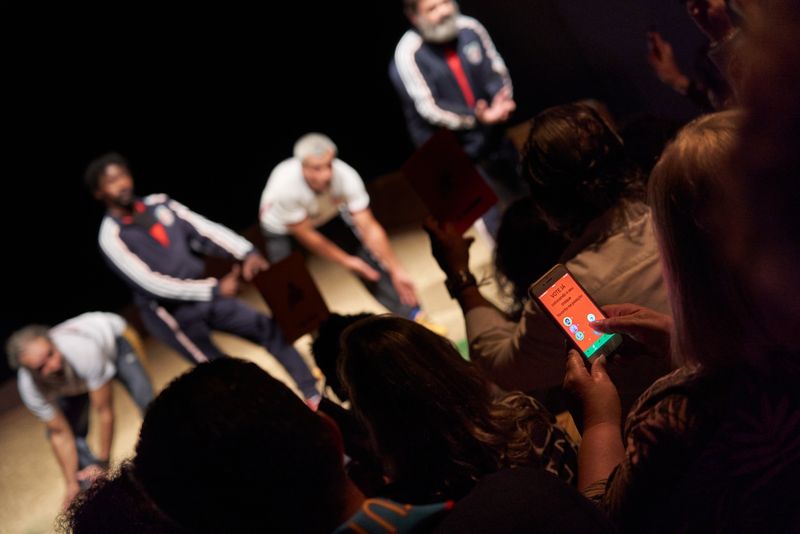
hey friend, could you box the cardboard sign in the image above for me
[253,252,329,342]
[401,129,498,234]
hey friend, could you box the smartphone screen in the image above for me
[535,270,618,358]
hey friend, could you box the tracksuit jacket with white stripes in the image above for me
[389,15,512,160]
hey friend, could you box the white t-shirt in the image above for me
[258,158,371,235]
[17,312,126,421]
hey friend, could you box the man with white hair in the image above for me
[259,133,424,321]
[389,0,527,234]
[6,312,153,508]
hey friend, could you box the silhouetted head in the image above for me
[67,358,349,533]
[521,103,643,240]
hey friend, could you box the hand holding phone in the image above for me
[530,264,623,360]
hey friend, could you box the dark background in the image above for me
[2,0,707,382]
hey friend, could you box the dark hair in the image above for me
[62,463,181,533]
[310,312,374,402]
[84,152,129,192]
[494,197,569,320]
[338,316,564,503]
[521,102,643,240]
[66,358,347,533]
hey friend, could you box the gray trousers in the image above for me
[263,214,417,319]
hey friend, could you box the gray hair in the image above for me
[6,325,51,370]
[293,133,337,163]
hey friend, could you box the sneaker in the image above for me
[305,394,322,412]
[412,310,448,337]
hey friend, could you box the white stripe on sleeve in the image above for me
[394,31,476,130]
[99,218,217,301]
[168,200,253,260]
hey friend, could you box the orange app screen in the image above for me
[537,272,614,357]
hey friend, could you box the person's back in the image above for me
[569,109,800,533]
[67,358,357,533]
[338,315,578,504]
[465,103,671,413]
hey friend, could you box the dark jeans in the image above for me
[263,214,417,319]
[139,296,318,399]
[53,336,153,476]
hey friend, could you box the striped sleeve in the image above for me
[165,198,254,260]
[459,16,513,97]
[394,30,476,130]
[98,217,217,301]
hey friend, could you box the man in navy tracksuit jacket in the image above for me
[389,0,527,228]
[85,153,319,405]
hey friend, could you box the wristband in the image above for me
[445,269,477,299]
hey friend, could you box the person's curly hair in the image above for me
[339,315,576,503]
[521,102,644,240]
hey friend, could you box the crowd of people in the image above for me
[6,0,800,531]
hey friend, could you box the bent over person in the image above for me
[6,312,153,508]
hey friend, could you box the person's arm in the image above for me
[458,16,516,124]
[166,198,255,261]
[99,217,219,301]
[563,352,625,491]
[350,208,418,307]
[288,218,380,281]
[393,32,476,130]
[88,382,114,466]
[46,411,81,507]
[423,217,569,390]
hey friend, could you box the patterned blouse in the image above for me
[585,354,800,532]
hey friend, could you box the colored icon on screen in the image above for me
[563,317,572,326]
[569,324,579,333]
[587,313,596,323]
[576,332,585,341]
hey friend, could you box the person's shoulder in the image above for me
[395,28,424,56]
[455,15,485,33]
[268,158,303,182]
[265,159,307,196]
[143,193,170,206]
[55,311,124,332]
[333,159,362,180]
[434,467,615,533]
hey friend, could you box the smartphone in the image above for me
[530,264,622,360]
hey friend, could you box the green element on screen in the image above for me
[455,338,470,361]
[584,334,614,357]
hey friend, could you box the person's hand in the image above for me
[241,252,269,282]
[63,481,81,511]
[647,31,690,93]
[390,269,419,307]
[475,86,516,125]
[591,303,673,360]
[563,351,621,429]
[686,0,736,43]
[345,256,381,282]
[218,264,242,297]
[422,216,473,278]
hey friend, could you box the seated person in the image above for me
[338,315,578,504]
[425,102,671,415]
[67,358,610,533]
[6,312,153,509]
[567,110,800,532]
[260,133,429,324]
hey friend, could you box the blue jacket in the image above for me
[98,194,254,307]
[389,15,512,159]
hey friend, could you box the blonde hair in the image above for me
[649,110,753,368]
